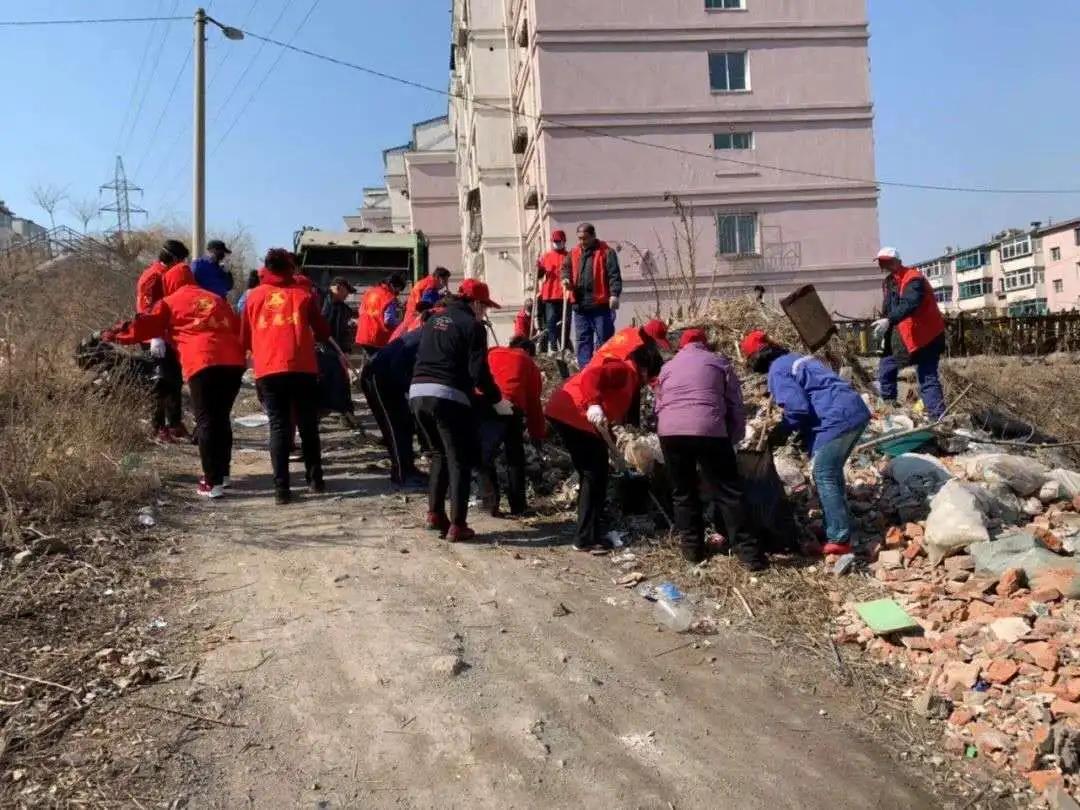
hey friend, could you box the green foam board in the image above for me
[854,598,920,635]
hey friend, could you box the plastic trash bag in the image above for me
[963,454,1051,497]
[886,453,953,494]
[924,480,990,565]
[1049,469,1080,499]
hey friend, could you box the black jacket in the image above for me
[321,298,356,352]
[411,297,500,404]
[370,327,423,393]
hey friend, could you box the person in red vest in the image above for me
[545,345,663,551]
[102,273,245,499]
[242,248,332,505]
[536,229,569,353]
[590,319,671,367]
[135,240,190,442]
[355,273,406,355]
[872,247,947,419]
[561,222,623,368]
[388,287,442,342]
[478,336,546,517]
[405,266,450,319]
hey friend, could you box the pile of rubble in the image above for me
[832,442,1080,803]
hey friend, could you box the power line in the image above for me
[207,0,260,91]
[0,16,186,26]
[120,0,182,156]
[115,6,164,151]
[133,44,193,180]
[232,28,1080,196]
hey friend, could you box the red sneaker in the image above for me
[155,428,176,444]
[197,479,224,499]
[822,542,853,556]
[426,511,450,537]
[447,525,476,543]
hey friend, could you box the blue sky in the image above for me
[1,0,1078,264]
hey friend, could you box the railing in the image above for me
[0,225,111,265]
[835,312,1080,357]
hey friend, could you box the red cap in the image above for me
[739,329,771,359]
[678,328,709,349]
[552,229,566,242]
[458,278,501,308]
[642,319,671,350]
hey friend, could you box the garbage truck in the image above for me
[292,227,429,294]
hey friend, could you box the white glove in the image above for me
[871,317,889,338]
[493,399,514,416]
[149,338,167,358]
[609,295,620,311]
[586,404,608,428]
[562,278,572,291]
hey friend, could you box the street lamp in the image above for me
[192,8,244,254]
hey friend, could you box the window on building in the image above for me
[958,278,993,299]
[1002,268,1042,291]
[1008,299,1048,316]
[1053,279,1064,294]
[713,132,753,150]
[717,213,757,255]
[706,0,745,8]
[921,260,950,279]
[1051,246,1062,261]
[1000,236,1032,261]
[709,52,748,92]
[934,287,954,303]
[1074,227,1080,246]
[954,249,988,272]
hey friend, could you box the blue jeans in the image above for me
[878,335,945,419]
[573,306,614,368]
[541,300,563,352]
[811,423,867,543]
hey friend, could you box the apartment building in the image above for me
[447,0,881,333]
[0,200,47,251]
[343,117,462,273]
[914,217,1080,316]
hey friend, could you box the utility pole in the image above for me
[100,156,147,241]
[193,7,207,255]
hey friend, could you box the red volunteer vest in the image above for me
[568,242,611,307]
[893,267,946,353]
[545,356,639,434]
[537,249,567,301]
[356,283,397,348]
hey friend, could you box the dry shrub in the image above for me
[0,249,152,536]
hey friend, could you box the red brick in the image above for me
[947,707,974,726]
[1015,742,1038,771]
[1033,724,1053,751]
[1027,769,1064,793]
[1025,641,1061,671]
[1072,494,1080,511]
[905,522,925,541]
[903,540,924,561]
[970,722,1012,753]
[884,525,905,549]
[1030,587,1064,603]
[1033,526,1065,553]
[966,600,996,622]
[1066,678,1080,702]
[1050,698,1080,719]
[1035,617,1068,635]
[900,635,933,651]
[985,659,1020,685]
[996,567,1025,597]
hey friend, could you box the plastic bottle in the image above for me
[653,583,693,632]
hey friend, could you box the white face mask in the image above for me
[554,241,565,251]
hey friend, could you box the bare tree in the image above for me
[69,196,99,233]
[29,183,68,230]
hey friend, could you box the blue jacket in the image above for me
[192,256,234,298]
[369,327,423,393]
[767,352,870,456]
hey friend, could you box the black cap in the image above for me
[163,239,190,261]
[331,276,356,293]
[207,239,232,255]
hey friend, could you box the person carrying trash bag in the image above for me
[101,272,245,499]
[409,279,509,542]
[545,344,663,552]
[740,330,871,556]
[654,328,760,568]
[242,248,333,505]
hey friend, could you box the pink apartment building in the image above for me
[1043,218,1080,312]
[356,0,882,335]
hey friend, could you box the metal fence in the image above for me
[835,312,1080,357]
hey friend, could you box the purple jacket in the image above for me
[654,342,745,441]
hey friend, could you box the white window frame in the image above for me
[934,286,954,303]
[1050,246,1062,261]
[1002,267,1041,291]
[958,278,993,299]
[1053,279,1064,294]
[1000,236,1032,261]
[713,131,753,150]
[716,212,758,256]
[921,260,950,280]
[709,51,749,93]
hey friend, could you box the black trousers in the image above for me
[188,365,243,485]
[256,372,322,493]
[661,435,759,562]
[151,345,183,430]
[478,411,527,515]
[411,396,476,527]
[552,419,609,547]
[360,365,415,483]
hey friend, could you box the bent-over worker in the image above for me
[355,273,406,354]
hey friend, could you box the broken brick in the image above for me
[905,522,925,541]
[1050,699,1080,720]
[902,540,924,562]
[1030,587,1064,604]
[996,567,1026,597]
[1027,769,1064,793]
[884,526,905,549]
[947,707,974,727]
[985,659,1020,685]
[944,554,975,572]
[1033,526,1065,553]
[1015,742,1039,772]
[1066,678,1080,702]
[1025,641,1061,671]
[971,722,1013,753]
[943,661,981,691]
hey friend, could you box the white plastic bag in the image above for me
[924,480,990,565]
[886,453,953,492]
[1049,468,1080,499]
[963,454,1050,497]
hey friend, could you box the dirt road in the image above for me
[159,413,936,809]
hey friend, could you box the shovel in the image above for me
[595,423,672,528]
[555,290,572,379]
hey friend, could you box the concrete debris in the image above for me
[430,655,469,677]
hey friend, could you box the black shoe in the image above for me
[308,477,326,494]
[274,490,291,505]
[680,544,707,564]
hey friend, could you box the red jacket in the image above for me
[537,249,567,302]
[241,268,330,379]
[545,356,640,434]
[590,326,645,368]
[488,347,546,440]
[162,262,196,296]
[405,275,439,318]
[890,266,946,353]
[135,260,168,314]
[106,286,244,381]
[356,282,398,348]
[567,241,612,307]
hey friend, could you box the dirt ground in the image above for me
[112,390,944,810]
